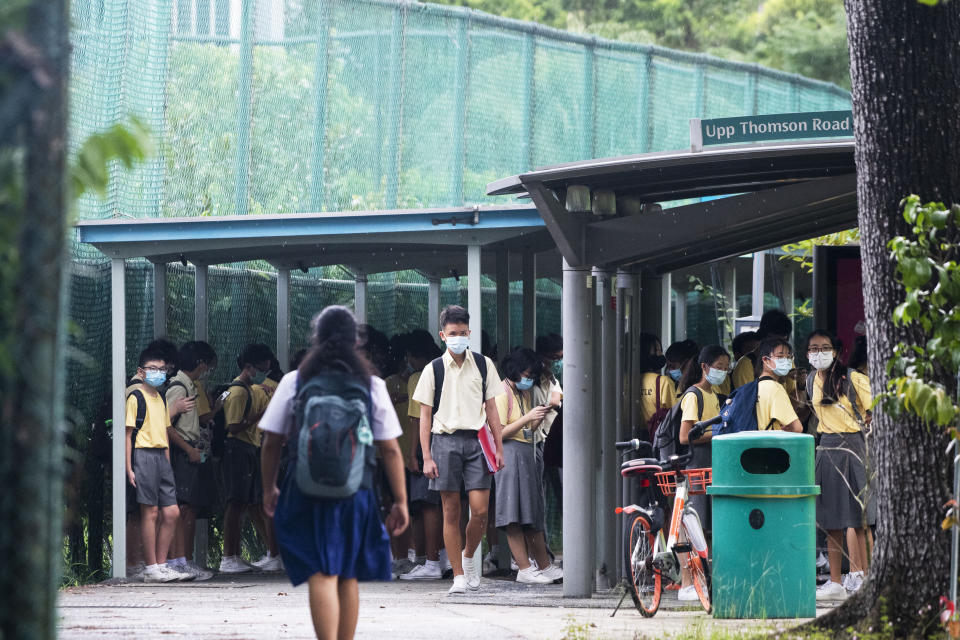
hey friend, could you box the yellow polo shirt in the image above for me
[680,387,720,424]
[812,370,871,434]
[639,373,677,432]
[126,385,171,449]
[757,379,799,430]
[731,355,757,388]
[411,350,503,434]
[407,372,422,419]
[195,379,212,417]
[224,378,271,447]
[495,383,534,444]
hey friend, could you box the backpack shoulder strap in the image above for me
[689,386,704,421]
[126,388,147,446]
[228,380,253,419]
[473,352,488,408]
[504,380,514,419]
[431,358,445,412]
[654,375,662,411]
[167,380,187,425]
[806,370,817,401]
[845,368,865,425]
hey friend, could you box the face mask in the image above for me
[769,357,793,377]
[144,370,167,388]
[645,354,667,372]
[516,377,535,390]
[705,368,727,386]
[667,369,682,382]
[809,351,835,370]
[404,362,415,375]
[445,336,469,355]
[551,359,563,376]
[251,370,267,385]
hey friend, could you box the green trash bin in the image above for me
[708,431,821,619]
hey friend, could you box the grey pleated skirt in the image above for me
[816,432,877,530]
[495,439,545,530]
[687,443,712,532]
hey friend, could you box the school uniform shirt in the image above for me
[126,385,172,449]
[411,350,504,434]
[811,370,871,434]
[384,373,412,458]
[165,370,201,443]
[756,379,799,430]
[224,377,271,447]
[680,387,721,424]
[259,371,402,442]
[495,383,534,444]
[639,373,677,432]
[407,372,422,420]
[194,379,212,417]
[532,371,563,436]
[731,354,798,395]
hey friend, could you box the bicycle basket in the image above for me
[654,471,677,496]
[680,468,712,495]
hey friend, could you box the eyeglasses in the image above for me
[142,366,165,373]
[807,347,834,354]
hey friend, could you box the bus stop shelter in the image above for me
[487,139,857,597]
[76,204,558,577]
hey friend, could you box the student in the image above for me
[755,338,803,432]
[731,310,792,388]
[399,331,448,581]
[848,335,869,375]
[494,347,562,584]
[807,330,874,601]
[412,305,506,595]
[165,342,214,580]
[251,346,284,572]
[664,340,699,391]
[219,343,275,574]
[676,344,729,600]
[125,347,184,583]
[260,306,408,640]
[637,333,676,440]
[532,334,564,547]
[731,331,760,363]
[382,333,415,573]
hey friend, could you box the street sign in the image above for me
[690,110,853,151]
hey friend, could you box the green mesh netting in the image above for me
[65,0,849,436]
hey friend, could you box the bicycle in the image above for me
[615,416,719,617]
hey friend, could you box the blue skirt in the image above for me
[273,470,392,586]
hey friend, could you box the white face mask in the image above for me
[809,351,834,370]
[444,335,470,355]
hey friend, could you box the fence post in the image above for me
[637,53,652,153]
[521,33,535,170]
[385,5,405,208]
[582,43,596,159]
[234,0,253,216]
[310,0,331,211]
[450,18,470,205]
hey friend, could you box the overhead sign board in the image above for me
[690,110,853,151]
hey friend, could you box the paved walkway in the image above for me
[57,574,829,639]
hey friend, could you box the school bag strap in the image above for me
[431,351,488,413]
[126,387,147,448]
[685,386,704,422]
[227,380,253,423]
[504,379,515,419]
[166,380,188,427]
[805,369,866,426]
[654,374,663,411]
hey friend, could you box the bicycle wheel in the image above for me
[683,546,712,613]
[623,514,661,617]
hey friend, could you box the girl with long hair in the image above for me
[260,306,408,639]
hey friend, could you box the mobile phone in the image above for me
[218,390,231,402]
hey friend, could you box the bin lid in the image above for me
[711,431,815,488]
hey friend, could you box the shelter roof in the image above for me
[75,205,558,278]
[487,140,857,272]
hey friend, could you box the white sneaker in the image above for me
[816,551,829,571]
[816,580,848,601]
[255,555,283,572]
[844,571,864,593]
[510,559,519,571]
[538,564,563,582]
[164,563,195,582]
[516,566,553,584]
[399,562,443,581]
[219,556,252,574]
[461,552,481,590]
[678,585,700,601]
[184,561,214,581]
[142,564,178,583]
[448,574,468,595]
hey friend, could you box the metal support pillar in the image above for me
[428,277,441,342]
[495,249,511,356]
[354,273,368,326]
[522,252,536,348]
[111,259,127,577]
[277,269,290,371]
[723,261,737,341]
[467,245,482,352]
[641,274,672,347]
[674,285,686,341]
[629,274,642,437]
[782,266,795,318]
[614,270,629,580]
[596,269,616,589]
[752,251,766,317]
[153,262,166,339]
[194,264,208,341]
[562,260,596,597]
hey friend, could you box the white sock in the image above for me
[173,557,187,566]
[147,563,159,570]
[425,559,440,570]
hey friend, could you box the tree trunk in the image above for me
[810,1,960,637]
[0,1,69,637]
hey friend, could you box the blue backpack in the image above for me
[716,376,776,436]
[292,371,375,499]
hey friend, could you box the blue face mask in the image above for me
[667,369,682,382]
[705,367,728,386]
[144,370,167,388]
[551,359,562,376]
[516,377,535,390]
[251,370,267,385]
[769,357,793,377]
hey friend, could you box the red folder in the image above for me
[477,424,498,474]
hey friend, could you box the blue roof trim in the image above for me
[76,207,544,245]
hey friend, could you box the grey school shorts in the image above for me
[132,448,178,508]
[222,438,262,505]
[428,431,492,493]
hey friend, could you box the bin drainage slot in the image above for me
[740,447,790,474]
[749,509,764,529]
